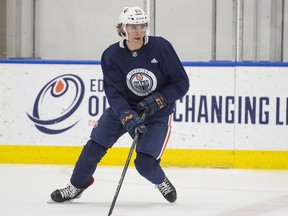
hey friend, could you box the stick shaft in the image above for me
[107,133,139,216]
[107,112,146,216]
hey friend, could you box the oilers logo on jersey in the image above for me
[126,68,157,96]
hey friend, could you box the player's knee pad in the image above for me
[134,152,161,179]
[81,139,108,165]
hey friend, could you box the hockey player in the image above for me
[50,6,189,203]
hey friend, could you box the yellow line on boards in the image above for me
[0,145,288,170]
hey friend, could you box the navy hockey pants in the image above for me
[70,107,172,188]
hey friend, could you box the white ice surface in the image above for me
[1,164,288,216]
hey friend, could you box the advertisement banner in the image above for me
[0,63,287,151]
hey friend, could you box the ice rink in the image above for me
[1,164,288,216]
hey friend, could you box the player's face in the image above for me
[126,24,147,41]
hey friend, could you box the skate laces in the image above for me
[157,177,173,196]
[59,184,81,199]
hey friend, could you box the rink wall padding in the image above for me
[0,60,288,169]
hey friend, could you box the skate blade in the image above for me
[47,199,72,204]
[47,199,55,204]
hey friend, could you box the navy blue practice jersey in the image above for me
[100,36,189,118]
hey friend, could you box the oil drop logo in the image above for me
[27,74,85,134]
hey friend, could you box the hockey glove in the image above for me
[120,110,147,139]
[137,92,167,117]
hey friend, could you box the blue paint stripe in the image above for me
[0,59,101,65]
[182,61,288,67]
[0,59,288,67]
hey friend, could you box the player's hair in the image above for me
[116,23,126,37]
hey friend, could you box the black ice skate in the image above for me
[50,177,94,202]
[156,176,177,203]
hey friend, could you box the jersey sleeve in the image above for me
[158,38,190,103]
[101,49,131,116]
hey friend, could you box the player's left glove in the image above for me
[137,92,167,117]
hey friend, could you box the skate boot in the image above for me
[50,177,94,202]
[156,176,177,203]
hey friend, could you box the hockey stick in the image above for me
[107,113,146,216]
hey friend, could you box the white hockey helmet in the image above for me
[118,6,148,39]
[119,6,148,25]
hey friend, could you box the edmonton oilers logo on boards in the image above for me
[126,68,157,96]
[27,74,85,134]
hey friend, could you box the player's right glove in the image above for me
[120,110,147,139]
